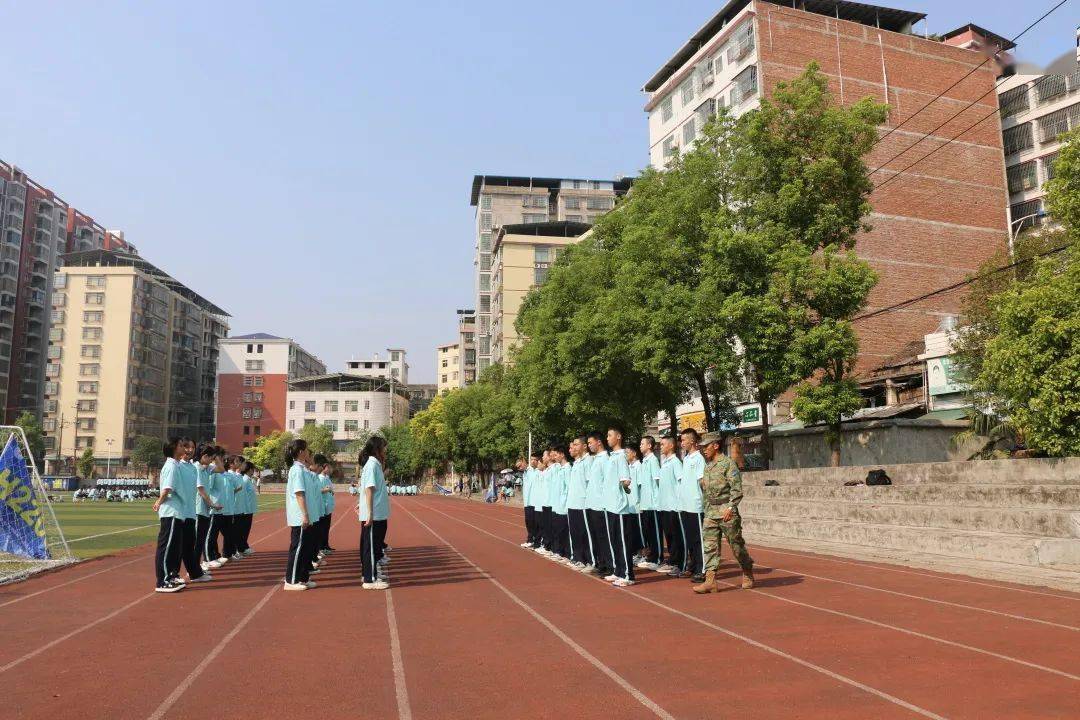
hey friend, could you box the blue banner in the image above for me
[0,434,49,559]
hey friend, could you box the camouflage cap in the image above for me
[697,431,723,447]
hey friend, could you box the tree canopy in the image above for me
[241,430,294,476]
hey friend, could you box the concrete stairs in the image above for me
[740,458,1080,591]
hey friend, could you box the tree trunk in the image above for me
[695,372,716,432]
[756,385,771,470]
[668,404,679,439]
[829,424,842,467]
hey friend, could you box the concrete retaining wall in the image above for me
[770,418,974,469]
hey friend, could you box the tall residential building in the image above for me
[436,341,460,394]
[470,175,632,376]
[643,0,1009,381]
[285,373,410,467]
[66,209,136,255]
[216,333,326,451]
[491,221,590,364]
[456,309,477,386]
[43,249,229,472]
[992,39,1080,230]
[0,163,68,424]
[345,348,408,385]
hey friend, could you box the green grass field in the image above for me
[47,492,288,560]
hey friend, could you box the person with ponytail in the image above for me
[358,435,390,590]
[312,455,336,556]
[283,438,315,590]
[151,438,188,593]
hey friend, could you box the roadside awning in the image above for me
[920,408,971,421]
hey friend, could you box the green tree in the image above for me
[380,423,417,482]
[410,394,451,473]
[342,429,374,467]
[12,411,45,469]
[130,435,163,476]
[298,422,336,460]
[77,447,95,479]
[242,430,294,477]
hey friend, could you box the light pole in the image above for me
[1008,211,1045,259]
[104,438,114,479]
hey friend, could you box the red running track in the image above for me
[1,494,1077,719]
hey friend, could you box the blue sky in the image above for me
[1,1,1072,382]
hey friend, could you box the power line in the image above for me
[869,69,1062,197]
[870,0,1071,157]
[851,242,1070,324]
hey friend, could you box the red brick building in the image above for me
[215,333,325,451]
[644,0,1009,376]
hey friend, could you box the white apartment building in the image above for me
[345,348,408,385]
[998,45,1080,231]
[436,341,460,395]
[470,175,632,377]
[286,373,410,451]
[643,6,760,169]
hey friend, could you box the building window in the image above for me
[363,419,370,430]
[731,65,758,105]
[85,292,105,305]
[682,118,697,145]
[254,425,261,435]
[78,418,96,432]
[86,276,106,288]
[83,311,103,323]
[480,195,492,210]
[344,400,358,412]
[253,392,263,402]
[1003,122,1034,155]
[289,419,296,430]
[479,295,491,313]
[243,392,253,402]
[586,197,612,211]
[479,274,491,292]
[253,376,264,386]
[80,345,101,358]
[305,400,316,412]
[480,213,493,231]
[1043,151,1061,181]
[480,254,491,272]
[727,20,755,63]
[324,400,338,412]
[51,310,65,323]
[289,400,295,410]
[344,419,358,432]
[534,267,549,284]
[304,419,316,426]
[242,408,252,419]
[257,344,263,353]
[564,197,581,210]
[999,85,1030,119]
[1007,160,1039,194]
[523,213,547,224]
[245,359,265,372]
[253,408,263,419]
[79,364,100,377]
[52,293,67,307]
[364,400,370,410]
[324,419,337,431]
[1037,106,1072,144]
[1036,73,1068,104]
[76,399,97,412]
[663,135,677,159]
[1010,199,1043,230]
[479,233,492,252]
[566,214,584,222]
[244,425,251,436]
[680,78,695,105]
[78,381,98,394]
[247,344,253,353]
[661,96,674,122]
[82,327,103,340]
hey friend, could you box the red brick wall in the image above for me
[753,2,1009,372]
[215,373,288,452]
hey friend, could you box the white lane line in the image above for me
[53,523,157,545]
[413,501,950,720]
[0,593,153,673]
[446,501,1080,623]
[400,505,676,720]
[758,547,1080,601]
[765,565,1080,632]
[385,591,413,720]
[146,509,354,720]
[0,511,282,608]
[146,584,278,720]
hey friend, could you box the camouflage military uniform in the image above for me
[701,455,753,574]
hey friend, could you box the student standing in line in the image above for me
[532,452,549,554]
[584,432,612,577]
[223,456,246,561]
[175,439,210,585]
[205,450,230,566]
[309,454,330,561]
[304,455,326,574]
[195,445,223,571]
[537,451,555,556]
[602,426,636,587]
[517,457,534,548]
[548,445,571,563]
[679,428,707,583]
[565,435,593,571]
[657,436,684,575]
[625,443,643,562]
[237,460,258,555]
[358,435,391,590]
[527,453,544,548]
[283,438,314,591]
[636,436,663,571]
[318,459,336,555]
[151,439,188,593]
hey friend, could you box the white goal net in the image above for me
[0,426,75,584]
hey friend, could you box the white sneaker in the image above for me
[378,557,389,566]
[170,575,187,584]
[581,564,595,574]
[642,562,659,571]
[362,580,389,590]
[208,559,225,569]
[612,578,635,587]
[309,568,321,575]
[305,580,318,589]
[231,553,244,561]
[155,581,184,593]
[657,564,674,573]
[243,548,254,556]
[189,574,213,583]
[520,542,532,548]
[603,574,619,582]
[200,562,211,572]
[216,557,228,565]
[284,582,308,591]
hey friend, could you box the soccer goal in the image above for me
[0,425,75,584]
